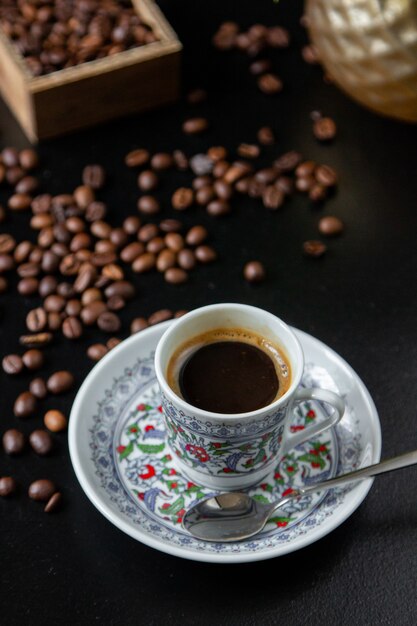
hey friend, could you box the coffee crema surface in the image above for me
[167,328,291,414]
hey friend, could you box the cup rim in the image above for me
[154,303,304,422]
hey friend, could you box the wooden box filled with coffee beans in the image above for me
[0,0,182,142]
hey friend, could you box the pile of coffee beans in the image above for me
[0,0,159,76]
[212,22,289,94]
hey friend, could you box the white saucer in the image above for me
[69,321,381,563]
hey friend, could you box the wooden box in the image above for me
[0,0,182,142]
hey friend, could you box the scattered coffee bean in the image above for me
[258,73,283,94]
[47,371,74,394]
[186,225,208,246]
[243,261,266,283]
[159,219,182,233]
[0,234,16,254]
[8,193,32,211]
[87,343,108,361]
[62,316,83,339]
[28,479,56,502]
[106,337,121,350]
[19,332,52,347]
[82,165,106,189]
[187,88,207,104]
[315,164,338,187]
[165,233,184,252]
[313,117,337,141]
[257,126,275,145]
[29,377,48,399]
[207,199,231,217]
[14,391,37,418]
[150,153,174,171]
[130,318,149,334]
[237,143,260,159]
[164,267,188,284]
[249,59,272,75]
[97,311,121,333]
[138,170,158,192]
[19,148,39,170]
[22,349,44,371]
[263,186,284,210]
[44,410,67,433]
[3,429,25,454]
[190,154,213,176]
[132,252,156,273]
[302,44,320,64]
[148,309,173,325]
[0,476,17,497]
[172,188,194,210]
[125,149,150,168]
[26,307,47,332]
[182,118,209,135]
[177,249,196,270]
[29,430,53,456]
[318,216,344,237]
[2,354,24,375]
[303,240,327,258]
[137,195,160,215]
[195,245,217,263]
[156,249,176,272]
[44,492,62,514]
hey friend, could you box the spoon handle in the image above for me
[299,449,417,498]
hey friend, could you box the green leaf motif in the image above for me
[119,441,134,460]
[252,494,269,504]
[137,442,165,454]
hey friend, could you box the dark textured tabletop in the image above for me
[1,1,417,624]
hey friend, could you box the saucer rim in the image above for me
[69,321,382,563]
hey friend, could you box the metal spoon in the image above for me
[182,449,417,542]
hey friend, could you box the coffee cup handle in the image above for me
[280,388,345,457]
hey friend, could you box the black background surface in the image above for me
[1,1,417,624]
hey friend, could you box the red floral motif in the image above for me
[286,465,294,473]
[145,425,155,432]
[222,468,233,473]
[116,445,126,453]
[168,469,177,476]
[307,410,316,418]
[139,464,156,479]
[274,472,282,480]
[137,403,146,411]
[129,426,138,433]
[157,405,163,413]
[162,503,170,510]
[282,487,295,497]
[290,425,305,432]
[185,444,209,462]
[311,462,321,468]
[187,481,196,489]
[276,521,288,527]
[212,443,222,449]
[137,492,145,500]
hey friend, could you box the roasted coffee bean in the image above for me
[110,228,128,248]
[102,263,124,281]
[177,249,196,270]
[26,307,47,332]
[29,430,53,456]
[257,126,275,145]
[313,117,337,141]
[274,151,303,172]
[19,333,52,347]
[125,149,150,168]
[213,180,233,200]
[138,170,158,191]
[74,266,96,293]
[303,240,327,258]
[186,225,208,246]
[172,188,194,210]
[3,429,25,455]
[60,254,81,275]
[22,349,44,371]
[121,216,141,236]
[62,316,83,339]
[147,237,165,254]
[65,299,81,317]
[165,233,184,252]
[91,220,112,239]
[19,148,39,170]
[137,195,160,215]
[150,153,174,171]
[29,248,43,264]
[57,282,75,299]
[14,391,37,418]
[295,176,315,193]
[196,186,215,206]
[309,184,327,203]
[30,377,48,399]
[87,343,108,361]
[44,492,62,513]
[263,186,284,210]
[0,476,17,497]
[14,241,33,263]
[296,161,316,178]
[120,242,144,263]
[156,249,176,272]
[207,146,228,163]
[48,312,63,331]
[174,310,188,318]
[195,245,217,263]
[182,118,209,135]
[107,295,125,311]
[44,294,66,313]
[81,288,102,306]
[255,168,278,185]
[258,73,283,94]
[130,317,148,334]
[235,177,251,193]
[237,143,260,159]
[81,301,107,325]
[74,185,95,209]
[85,201,107,222]
[223,162,251,184]
[132,252,156,273]
[187,88,207,104]
[104,281,135,300]
[318,216,344,237]
[91,251,117,267]
[315,165,338,187]
[66,216,86,233]
[44,410,67,432]
[70,233,92,253]
[47,371,74,394]
[249,58,272,75]
[2,147,19,167]
[38,276,57,298]
[16,176,39,194]
[8,193,32,211]
[193,175,213,190]
[82,165,106,189]
[164,267,188,284]
[207,199,231,217]
[0,276,8,293]
[0,254,14,272]
[17,262,40,278]
[173,150,189,170]
[97,311,121,333]
[243,261,266,283]
[190,154,213,176]
[53,223,71,244]
[159,219,182,233]
[6,167,24,186]
[0,234,16,254]
[2,354,24,375]
[148,309,173,325]
[28,479,56,502]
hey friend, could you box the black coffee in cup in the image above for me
[167,328,291,414]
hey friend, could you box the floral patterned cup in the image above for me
[155,304,345,491]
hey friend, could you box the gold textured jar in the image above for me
[306,0,417,122]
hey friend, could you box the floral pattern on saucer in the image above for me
[113,382,337,533]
